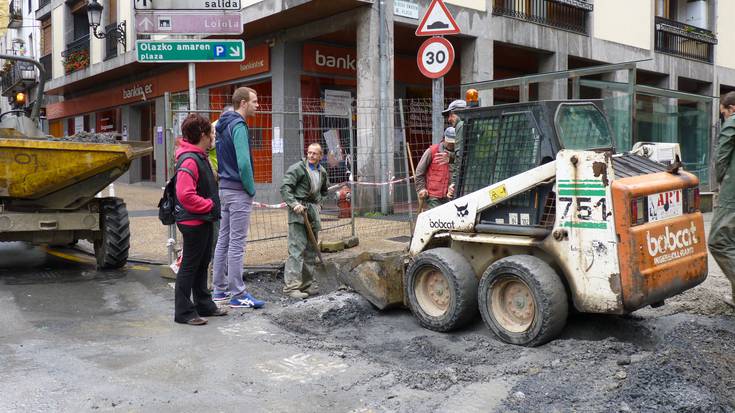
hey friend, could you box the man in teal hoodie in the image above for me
[211,87,265,309]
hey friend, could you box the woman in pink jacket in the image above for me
[174,114,228,325]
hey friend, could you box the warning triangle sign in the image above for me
[415,0,460,36]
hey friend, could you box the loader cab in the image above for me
[455,100,614,233]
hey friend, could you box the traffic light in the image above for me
[14,92,26,106]
[9,91,26,110]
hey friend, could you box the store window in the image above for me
[96,109,118,133]
[66,115,90,135]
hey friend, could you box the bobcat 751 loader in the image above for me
[355,100,708,347]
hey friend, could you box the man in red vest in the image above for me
[415,127,456,210]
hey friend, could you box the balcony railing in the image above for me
[62,35,90,74]
[38,0,51,8]
[40,54,52,81]
[1,61,37,97]
[8,0,23,29]
[655,17,716,64]
[492,0,592,35]
[105,23,119,60]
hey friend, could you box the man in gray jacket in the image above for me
[709,91,735,307]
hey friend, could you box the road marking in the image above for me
[128,265,151,271]
[256,353,348,383]
[44,247,94,264]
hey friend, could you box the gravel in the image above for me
[57,131,122,144]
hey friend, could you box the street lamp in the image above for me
[87,0,126,51]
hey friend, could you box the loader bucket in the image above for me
[0,137,151,206]
[333,251,407,310]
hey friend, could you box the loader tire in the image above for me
[94,198,130,269]
[406,248,478,332]
[478,255,567,347]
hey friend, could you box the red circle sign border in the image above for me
[416,37,455,79]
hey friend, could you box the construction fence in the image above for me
[165,93,447,265]
[163,87,715,265]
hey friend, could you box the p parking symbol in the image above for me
[214,45,226,58]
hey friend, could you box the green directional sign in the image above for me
[136,40,245,63]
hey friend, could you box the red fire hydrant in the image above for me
[336,184,352,218]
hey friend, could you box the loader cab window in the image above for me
[461,111,540,196]
[555,103,613,150]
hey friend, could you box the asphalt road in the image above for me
[1,242,735,412]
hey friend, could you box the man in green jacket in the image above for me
[709,91,735,308]
[280,143,330,299]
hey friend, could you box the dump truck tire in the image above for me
[94,199,130,269]
[478,255,567,347]
[406,248,478,332]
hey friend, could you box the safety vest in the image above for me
[426,144,450,198]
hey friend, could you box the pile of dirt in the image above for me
[58,131,121,144]
[498,316,735,412]
[268,291,378,334]
[607,321,735,411]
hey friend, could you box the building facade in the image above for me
[0,0,43,115]
[16,0,735,202]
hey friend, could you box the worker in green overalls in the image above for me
[280,143,329,299]
[709,91,735,308]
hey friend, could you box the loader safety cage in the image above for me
[455,100,613,235]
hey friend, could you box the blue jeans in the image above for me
[212,189,253,298]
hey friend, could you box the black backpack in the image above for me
[158,153,197,225]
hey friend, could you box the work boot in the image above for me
[302,284,320,296]
[287,290,309,300]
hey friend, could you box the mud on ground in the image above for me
[250,267,735,412]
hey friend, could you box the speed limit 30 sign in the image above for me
[417,37,455,79]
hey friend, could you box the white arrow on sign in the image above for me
[138,16,153,30]
[229,46,239,56]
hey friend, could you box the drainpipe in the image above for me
[378,0,389,214]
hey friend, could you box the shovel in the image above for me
[302,209,325,266]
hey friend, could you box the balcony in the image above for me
[38,0,51,8]
[1,61,37,97]
[62,35,90,74]
[8,0,23,29]
[40,54,52,81]
[492,0,592,35]
[655,17,716,64]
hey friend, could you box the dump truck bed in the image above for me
[0,137,152,209]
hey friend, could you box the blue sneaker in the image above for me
[229,293,265,309]
[212,291,231,302]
